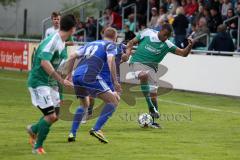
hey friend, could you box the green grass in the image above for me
[0,69,240,160]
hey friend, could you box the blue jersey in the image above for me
[115,43,126,82]
[74,40,117,84]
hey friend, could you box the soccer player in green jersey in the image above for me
[26,14,76,154]
[122,23,193,128]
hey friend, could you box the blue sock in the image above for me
[70,106,85,137]
[93,103,116,131]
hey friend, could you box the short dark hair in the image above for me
[60,14,77,32]
[161,23,173,34]
[51,11,60,19]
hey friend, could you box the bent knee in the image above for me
[46,113,58,123]
[138,72,148,82]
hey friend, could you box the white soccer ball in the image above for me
[138,113,153,128]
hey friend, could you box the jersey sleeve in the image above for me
[106,43,117,57]
[75,45,85,57]
[165,40,177,54]
[136,29,151,41]
[39,39,57,61]
[67,36,74,42]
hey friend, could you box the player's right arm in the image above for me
[121,37,139,62]
[122,29,150,62]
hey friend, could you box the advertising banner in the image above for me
[0,41,28,70]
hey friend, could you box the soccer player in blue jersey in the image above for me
[67,27,121,143]
[67,41,126,142]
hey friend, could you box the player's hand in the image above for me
[65,74,72,82]
[113,91,121,102]
[114,82,122,93]
[187,37,194,47]
[63,79,73,88]
[120,54,129,63]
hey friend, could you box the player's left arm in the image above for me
[40,44,73,87]
[41,60,73,87]
[107,44,122,93]
[175,38,194,57]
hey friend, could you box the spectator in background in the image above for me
[185,0,198,18]
[86,17,97,42]
[45,12,61,38]
[136,0,148,27]
[149,0,160,11]
[101,12,111,27]
[208,24,235,51]
[208,7,222,33]
[168,0,180,15]
[236,2,240,15]
[124,24,136,41]
[209,0,221,11]
[181,0,187,9]
[221,0,232,20]
[191,0,199,14]
[114,0,134,18]
[202,7,211,22]
[172,7,189,48]
[74,21,85,42]
[188,21,197,37]
[105,8,122,30]
[155,5,168,31]
[192,17,210,48]
[125,14,137,32]
[225,8,238,38]
[194,5,204,23]
[149,7,159,28]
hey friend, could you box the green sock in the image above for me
[151,98,159,111]
[31,117,44,134]
[34,118,52,149]
[140,84,156,112]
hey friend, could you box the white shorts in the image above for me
[28,86,60,109]
[129,62,158,93]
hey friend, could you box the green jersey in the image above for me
[28,32,67,88]
[130,29,177,71]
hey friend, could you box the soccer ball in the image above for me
[138,113,153,128]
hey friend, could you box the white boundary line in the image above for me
[158,98,240,115]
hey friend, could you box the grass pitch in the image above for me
[0,70,240,160]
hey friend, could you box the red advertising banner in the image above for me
[0,41,28,70]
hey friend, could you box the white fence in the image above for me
[120,54,240,97]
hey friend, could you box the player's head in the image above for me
[51,11,61,28]
[103,27,118,42]
[158,23,173,42]
[60,14,77,34]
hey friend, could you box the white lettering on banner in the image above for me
[1,51,6,62]
[0,51,23,65]
[13,52,22,65]
[6,52,12,63]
